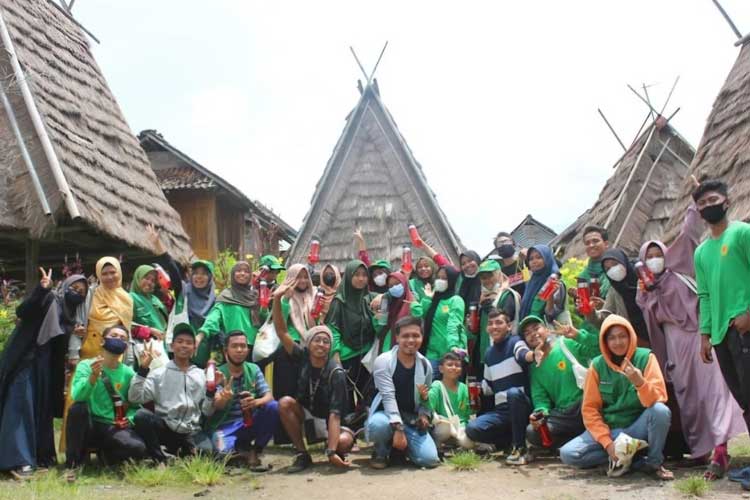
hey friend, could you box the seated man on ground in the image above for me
[270,283,354,473]
[366,316,439,469]
[465,309,533,465]
[559,315,673,480]
[128,322,214,462]
[65,325,147,477]
[205,331,279,470]
[519,315,600,460]
[428,352,474,450]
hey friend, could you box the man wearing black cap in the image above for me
[129,322,215,461]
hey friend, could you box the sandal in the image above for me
[654,466,674,481]
[704,457,730,481]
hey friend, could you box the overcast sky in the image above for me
[76,0,750,253]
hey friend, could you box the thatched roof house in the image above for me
[664,42,750,240]
[550,121,695,260]
[287,81,462,269]
[140,130,296,260]
[510,214,557,248]
[0,0,191,276]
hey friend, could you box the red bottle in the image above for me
[533,411,553,447]
[308,240,321,265]
[254,265,270,287]
[206,359,216,393]
[402,246,413,273]
[153,264,171,291]
[577,279,592,315]
[467,377,481,412]
[589,277,601,298]
[537,273,559,301]
[242,408,254,428]
[259,280,270,308]
[408,224,421,247]
[114,395,128,429]
[635,262,655,291]
[311,290,325,320]
[468,305,480,334]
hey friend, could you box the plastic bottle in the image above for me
[113,394,128,429]
[577,279,592,315]
[537,273,559,301]
[206,359,216,393]
[467,376,481,412]
[402,246,413,273]
[308,240,321,265]
[635,261,656,291]
[259,280,270,308]
[532,411,553,447]
[213,430,225,453]
[408,224,421,247]
[589,277,601,298]
[311,290,325,320]
[377,293,390,326]
[468,305,480,334]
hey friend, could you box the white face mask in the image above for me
[373,274,387,287]
[434,279,449,293]
[463,271,478,279]
[606,264,627,282]
[646,257,665,275]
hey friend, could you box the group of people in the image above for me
[2,177,750,490]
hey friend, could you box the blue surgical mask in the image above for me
[103,337,128,355]
[388,283,405,299]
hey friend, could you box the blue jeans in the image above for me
[465,387,531,448]
[366,411,439,468]
[559,402,671,469]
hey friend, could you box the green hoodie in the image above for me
[327,260,377,361]
[130,264,168,331]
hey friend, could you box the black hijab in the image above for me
[457,251,482,308]
[601,249,649,341]
[421,265,460,355]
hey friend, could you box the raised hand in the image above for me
[423,283,434,299]
[39,267,53,289]
[146,224,166,255]
[89,356,103,384]
[139,342,155,369]
[621,358,644,387]
[690,174,700,189]
[273,282,293,299]
[353,228,364,243]
[553,320,579,339]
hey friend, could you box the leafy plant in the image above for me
[674,475,711,497]
[447,450,484,471]
[178,454,228,486]
[559,257,588,328]
[122,461,179,487]
[213,249,239,292]
[0,299,18,354]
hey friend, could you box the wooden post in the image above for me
[24,238,39,295]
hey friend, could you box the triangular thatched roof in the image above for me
[287,81,462,269]
[550,122,695,260]
[664,42,750,241]
[510,214,557,249]
[0,0,192,265]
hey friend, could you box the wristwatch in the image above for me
[325,448,337,458]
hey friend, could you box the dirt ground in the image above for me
[3,438,750,499]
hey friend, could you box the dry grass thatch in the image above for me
[551,122,695,259]
[664,43,750,241]
[287,82,462,269]
[0,1,191,260]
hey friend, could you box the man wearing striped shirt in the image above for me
[466,309,533,464]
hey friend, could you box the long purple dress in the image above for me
[637,204,745,458]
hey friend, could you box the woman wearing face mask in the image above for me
[636,205,745,479]
[317,264,341,321]
[519,245,567,322]
[0,270,88,478]
[417,266,466,376]
[327,260,377,416]
[129,265,168,343]
[197,261,259,359]
[352,228,392,294]
[376,272,417,351]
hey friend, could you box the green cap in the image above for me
[191,259,215,276]
[260,255,285,271]
[518,315,545,334]
[172,322,196,340]
[369,259,391,271]
[478,260,501,273]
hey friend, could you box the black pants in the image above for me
[133,409,195,461]
[65,403,147,468]
[714,326,750,431]
[525,402,585,450]
[342,354,372,417]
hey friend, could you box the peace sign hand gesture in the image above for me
[39,267,53,289]
[146,224,166,255]
[139,342,155,370]
[553,320,579,340]
[621,358,645,387]
[215,376,235,409]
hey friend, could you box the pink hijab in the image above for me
[279,264,316,335]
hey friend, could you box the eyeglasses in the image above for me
[310,337,331,345]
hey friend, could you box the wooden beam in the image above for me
[24,238,39,294]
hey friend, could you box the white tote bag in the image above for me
[558,337,589,389]
[361,340,381,374]
[252,317,280,362]
[165,293,190,351]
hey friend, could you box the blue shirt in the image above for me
[482,335,530,408]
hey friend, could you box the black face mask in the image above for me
[65,289,85,306]
[103,337,128,355]
[322,273,336,287]
[699,203,728,224]
[496,244,515,259]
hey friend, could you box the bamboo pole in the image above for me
[598,108,627,151]
[711,0,743,39]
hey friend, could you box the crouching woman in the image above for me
[560,315,673,480]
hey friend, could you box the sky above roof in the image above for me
[76,0,750,255]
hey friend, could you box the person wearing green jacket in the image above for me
[196,261,260,363]
[327,260,377,416]
[414,265,466,375]
[519,315,600,458]
[409,256,436,302]
[129,264,168,340]
[428,352,473,450]
[64,325,147,474]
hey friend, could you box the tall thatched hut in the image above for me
[287,80,462,270]
[550,121,695,260]
[664,41,750,239]
[0,0,191,285]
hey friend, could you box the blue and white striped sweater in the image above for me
[482,335,530,408]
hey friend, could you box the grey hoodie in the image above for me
[128,360,215,434]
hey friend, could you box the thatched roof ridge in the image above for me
[664,43,750,240]
[287,82,463,269]
[0,0,191,260]
[510,214,557,248]
[550,122,695,259]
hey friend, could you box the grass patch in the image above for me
[178,454,228,486]
[674,475,711,497]
[447,450,484,471]
[122,461,180,487]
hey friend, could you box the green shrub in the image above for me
[674,475,711,497]
[447,450,484,471]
